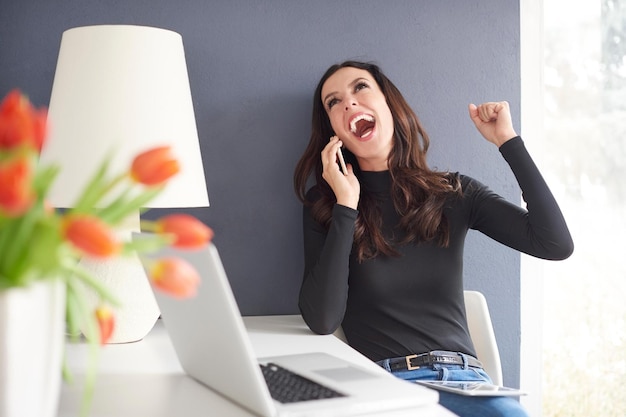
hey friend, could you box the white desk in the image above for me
[58,315,456,417]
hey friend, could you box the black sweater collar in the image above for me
[360,170,391,194]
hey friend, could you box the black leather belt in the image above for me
[386,350,483,371]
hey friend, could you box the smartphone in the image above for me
[330,135,348,176]
[336,146,348,176]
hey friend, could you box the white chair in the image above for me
[332,289,503,386]
[463,290,503,385]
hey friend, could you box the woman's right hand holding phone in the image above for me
[321,136,360,210]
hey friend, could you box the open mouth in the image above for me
[349,114,376,138]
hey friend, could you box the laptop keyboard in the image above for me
[260,363,346,403]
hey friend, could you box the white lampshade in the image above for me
[41,25,209,343]
[40,25,209,208]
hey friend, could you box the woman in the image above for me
[293,60,573,417]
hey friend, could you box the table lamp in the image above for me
[40,25,209,343]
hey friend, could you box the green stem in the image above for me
[99,187,163,225]
[72,163,127,213]
[63,272,100,417]
[139,220,157,232]
[61,259,120,306]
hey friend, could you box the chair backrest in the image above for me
[332,290,503,386]
[463,290,503,385]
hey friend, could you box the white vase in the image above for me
[0,279,65,417]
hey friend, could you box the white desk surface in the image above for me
[58,315,456,417]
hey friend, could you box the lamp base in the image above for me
[80,252,160,343]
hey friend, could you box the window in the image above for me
[522,1,626,416]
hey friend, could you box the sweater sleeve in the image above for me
[468,136,574,260]
[298,201,357,334]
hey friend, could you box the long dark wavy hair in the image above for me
[294,60,461,262]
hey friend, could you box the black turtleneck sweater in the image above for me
[298,136,574,362]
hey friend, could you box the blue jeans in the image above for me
[377,354,529,417]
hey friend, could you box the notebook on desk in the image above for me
[135,235,438,417]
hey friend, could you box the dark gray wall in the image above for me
[0,0,522,386]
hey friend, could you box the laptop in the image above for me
[135,236,438,417]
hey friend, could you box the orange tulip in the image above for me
[149,257,200,299]
[95,306,115,345]
[155,214,214,249]
[0,89,47,152]
[0,155,36,217]
[130,146,180,186]
[62,214,120,257]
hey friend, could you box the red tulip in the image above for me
[0,89,47,152]
[62,214,120,258]
[155,214,214,248]
[31,108,47,153]
[0,155,36,217]
[95,306,115,345]
[130,146,180,186]
[149,257,200,299]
